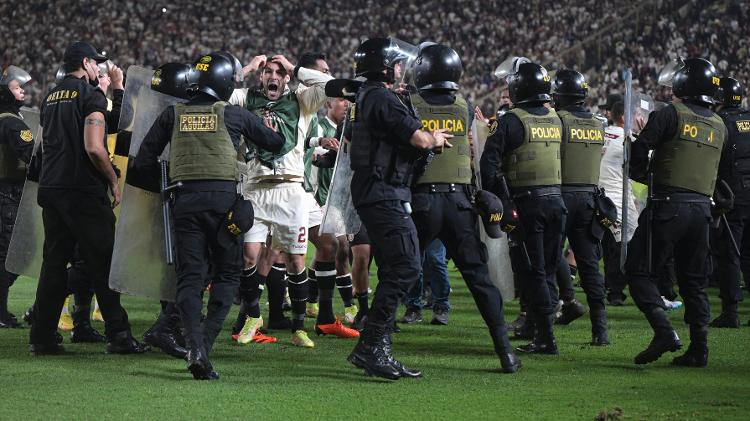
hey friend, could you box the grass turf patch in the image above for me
[2,268,749,420]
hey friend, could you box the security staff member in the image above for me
[711,77,750,328]
[134,52,283,380]
[407,44,520,373]
[30,41,148,355]
[552,69,610,345]
[0,65,34,329]
[480,59,566,355]
[625,58,726,367]
[346,37,451,380]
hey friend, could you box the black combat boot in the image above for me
[634,308,681,364]
[517,314,558,355]
[556,298,586,325]
[589,305,610,346]
[348,324,402,380]
[507,312,527,333]
[106,331,151,354]
[709,300,740,328]
[186,343,219,380]
[143,309,188,359]
[70,294,106,343]
[490,327,522,373]
[382,330,422,378]
[672,325,708,367]
[512,311,536,340]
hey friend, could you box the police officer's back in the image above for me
[0,65,34,329]
[625,58,727,367]
[346,37,451,380]
[710,77,750,328]
[480,59,566,355]
[31,41,147,356]
[408,44,520,373]
[134,52,283,380]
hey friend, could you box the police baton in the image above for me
[160,160,182,265]
[721,213,741,257]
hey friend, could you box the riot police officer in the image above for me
[551,69,610,345]
[0,65,34,329]
[346,37,452,380]
[711,77,750,328]
[626,58,727,367]
[480,58,566,355]
[134,52,283,380]
[408,44,520,373]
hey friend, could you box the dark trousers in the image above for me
[602,229,626,300]
[514,194,566,316]
[561,191,606,309]
[0,182,22,306]
[411,189,507,336]
[626,198,712,332]
[714,205,750,304]
[173,202,242,352]
[30,188,130,344]
[555,250,576,302]
[357,200,421,328]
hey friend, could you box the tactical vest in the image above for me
[412,94,472,185]
[502,108,562,187]
[557,110,605,185]
[652,103,725,196]
[349,85,419,187]
[0,113,28,181]
[169,102,237,182]
[718,108,750,195]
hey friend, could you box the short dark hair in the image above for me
[611,101,624,122]
[298,52,326,69]
[62,59,82,73]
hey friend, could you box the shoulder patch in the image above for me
[488,120,498,136]
[19,129,33,143]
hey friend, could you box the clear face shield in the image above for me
[657,57,686,87]
[385,38,418,85]
[493,56,531,80]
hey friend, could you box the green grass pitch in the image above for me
[1,267,749,420]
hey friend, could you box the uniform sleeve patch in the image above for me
[488,120,498,136]
[19,129,34,143]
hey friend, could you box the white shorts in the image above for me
[307,193,324,229]
[243,182,310,254]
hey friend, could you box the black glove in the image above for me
[713,179,734,215]
[313,150,336,168]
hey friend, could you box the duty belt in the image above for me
[177,180,236,193]
[652,192,710,203]
[512,186,561,201]
[413,183,469,194]
[561,185,598,193]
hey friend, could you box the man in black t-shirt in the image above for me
[29,41,149,355]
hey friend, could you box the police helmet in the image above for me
[151,62,194,99]
[354,38,416,82]
[672,58,719,105]
[552,69,588,101]
[0,65,33,105]
[507,62,552,105]
[715,77,744,107]
[413,44,462,92]
[189,51,242,101]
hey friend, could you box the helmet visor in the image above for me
[657,57,685,87]
[494,56,531,80]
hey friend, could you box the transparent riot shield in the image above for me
[471,120,514,301]
[4,108,43,279]
[320,111,361,236]
[108,66,186,301]
[620,70,633,273]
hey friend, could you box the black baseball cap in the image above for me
[600,93,623,110]
[63,41,107,64]
[475,190,504,239]
[217,197,255,248]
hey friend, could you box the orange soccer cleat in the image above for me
[314,319,360,338]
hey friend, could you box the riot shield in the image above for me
[320,110,361,236]
[108,66,186,302]
[4,108,43,279]
[471,120,514,301]
[620,70,633,273]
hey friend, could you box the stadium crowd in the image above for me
[8,0,747,113]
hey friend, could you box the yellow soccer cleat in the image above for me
[92,299,104,322]
[58,296,74,331]
[237,316,264,345]
[344,305,358,326]
[291,330,315,348]
[306,302,319,318]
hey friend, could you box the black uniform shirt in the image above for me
[0,104,34,165]
[631,102,728,191]
[39,75,109,195]
[480,103,552,197]
[347,81,422,207]
[106,89,124,134]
